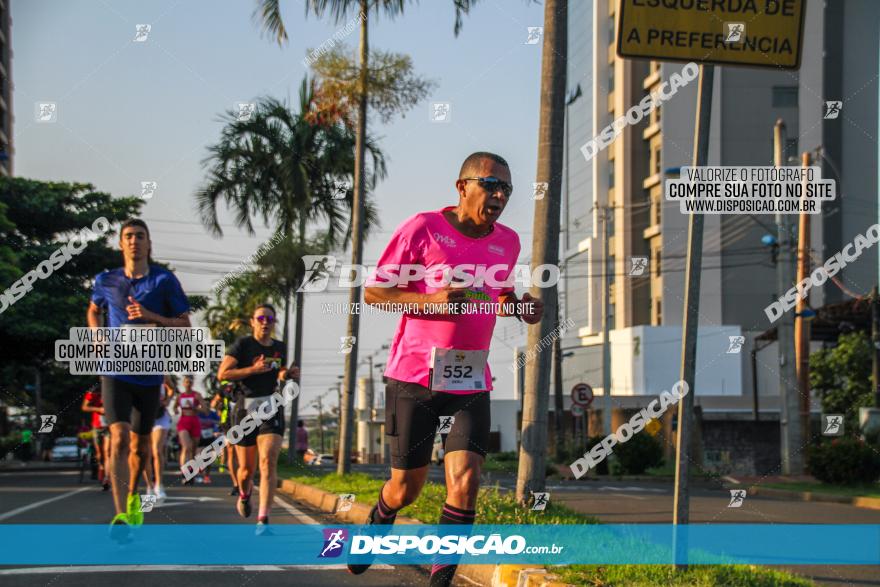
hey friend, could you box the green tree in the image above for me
[255,0,474,474]
[810,331,873,433]
[0,178,140,431]
[196,79,385,461]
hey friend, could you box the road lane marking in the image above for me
[0,565,394,574]
[273,495,320,524]
[0,486,92,521]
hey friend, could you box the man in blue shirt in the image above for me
[87,219,191,527]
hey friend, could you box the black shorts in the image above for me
[385,378,490,470]
[101,376,161,436]
[231,396,285,447]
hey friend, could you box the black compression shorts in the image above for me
[231,396,285,447]
[385,378,490,469]
[101,376,161,435]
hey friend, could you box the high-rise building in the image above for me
[558,0,878,471]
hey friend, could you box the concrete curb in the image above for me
[278,479,575,587]
[743,486,880,510]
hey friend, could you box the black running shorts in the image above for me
[385,378,490,469]
[231,396,285,447]
[101,376,161,436]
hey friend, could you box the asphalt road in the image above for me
[0,468,443,587]
[355,464,880,587]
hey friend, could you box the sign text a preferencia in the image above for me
[617,0,806,70]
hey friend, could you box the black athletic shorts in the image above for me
[385,378,490,469]
[231,396,285,447]
[101,376,161,436]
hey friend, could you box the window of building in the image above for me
[772,86,798,108]
[609,15,615,44]
[608,164,615,188]
[654,249,661,276]
[655,299,662,324]
[607,67,615,93]
[650,142,661,176]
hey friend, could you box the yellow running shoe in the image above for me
[126,494,144,526]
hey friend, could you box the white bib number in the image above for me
[429,348,488,391]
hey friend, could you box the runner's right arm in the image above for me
[216,355,269,382]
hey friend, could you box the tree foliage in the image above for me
[309,45,436,127]
[809,331,872,433]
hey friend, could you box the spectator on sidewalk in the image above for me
[295,420,308,461]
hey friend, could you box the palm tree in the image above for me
[255,0,484,475]
[196,78,385,462]
[516,0,567,506]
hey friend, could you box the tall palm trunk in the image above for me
[287,217,307,464]
[516,0,567,505]
[337,0,369,475]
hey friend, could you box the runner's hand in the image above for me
[126,296,159,322]
[520,292,544,324]
[285,364,301,381]
[251,354,273,374]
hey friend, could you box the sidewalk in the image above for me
[0,459,77,472]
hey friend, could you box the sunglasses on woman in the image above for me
[254,315,276,324]
[462,176,513,198]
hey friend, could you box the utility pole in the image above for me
[872,286,880,407]
[795,151,812,444]
[601,204,613,436]
[553,311,565,457]
[316,395,325,453]
[672,65,713,557]
[774,120,802,475]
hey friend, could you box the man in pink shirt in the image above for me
[348,152,543,586]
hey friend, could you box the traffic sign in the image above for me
[571,404,585,417]
[571,383,594,407]
[617,0,806,70]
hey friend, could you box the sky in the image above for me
[12,0,553,413]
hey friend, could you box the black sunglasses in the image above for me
[462,176,513,198]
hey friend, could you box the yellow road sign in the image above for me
[617,0,806,70]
